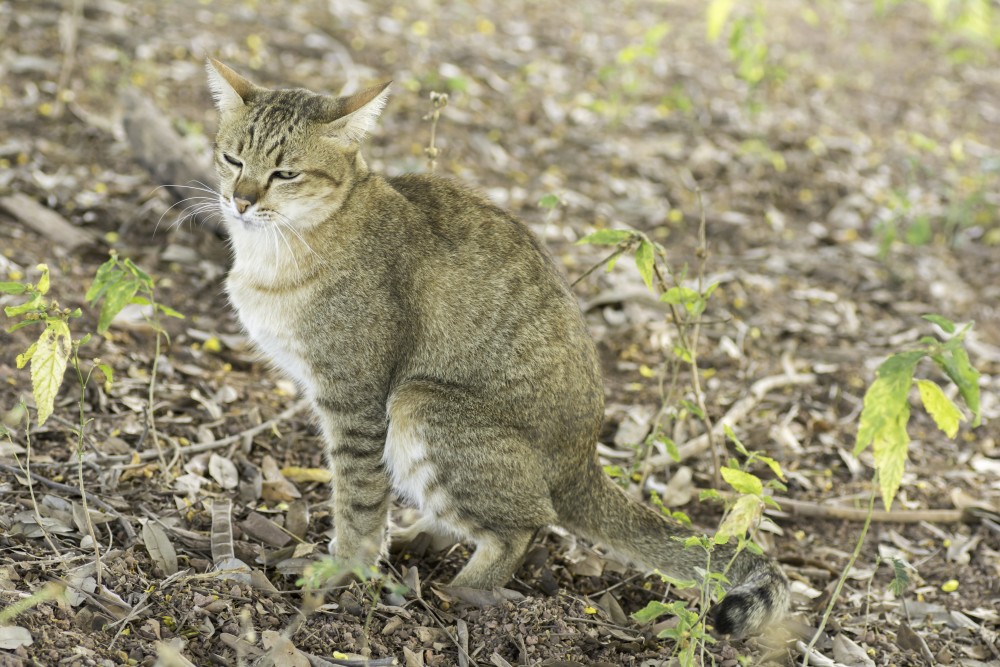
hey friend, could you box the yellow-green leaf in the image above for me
[30,320,71,426]
[35,264,49,295]
[720,466,762,496]
[855,351,923,455]
[874,404,910,511]
[576,229,635,246]
[706,0,735,43]
[16,342,38,369]
[916,379,964,438]
[715,494,762,543]
[635,240,655,292]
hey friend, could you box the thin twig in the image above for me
[424,92,449,171]
[801,486,876,667]
[571,245,631,287]
[0,462,137,542]
[101,399,311,465]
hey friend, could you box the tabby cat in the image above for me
[206,59,788,637]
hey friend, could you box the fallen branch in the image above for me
[647,372,816,466]
[103,399,311,465]
[770,496,970,524]
[0,193,95,251]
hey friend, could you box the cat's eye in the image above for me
[223,153,242,167]
[271,170,300,181]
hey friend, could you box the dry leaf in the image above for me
[208,453,239,489]
[142,519,179,575]
[0,625,33,649]
[280,466,333,484]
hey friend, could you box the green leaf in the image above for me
[95,363,114,392]
[635,240,655,292]
[755,454,786,481]
[932,348,981,427]
[4,294,44,317]
[7,318,46,333]
[576,229,635,246]
[874,404,909,510]
[16,341,38,369]
[715,494,763,543]
[706,0,735,42]
[30,320,71,426]
[723,423,747,456]
[854,351,924,455]
[35,264,49,295]
[632,600,675,623]
[96,280,140,333]
[916,379,964,438]
[537,193,560,210]
[720,466,763,495]
[85,256,123,303]
[157,304,185,319]
[658,435,679,462]
[123,258,153,286]
[0,282,27,295]
[660,286,699,306]
[921,314,956,334]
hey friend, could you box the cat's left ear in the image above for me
[206,58,261,114]
[323,82,391,144]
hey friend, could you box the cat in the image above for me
[206,58,788,637]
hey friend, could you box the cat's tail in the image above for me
[557,461,788,638]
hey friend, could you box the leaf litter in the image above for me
[1,0,999,665]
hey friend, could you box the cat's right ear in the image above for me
[206,58,259,114]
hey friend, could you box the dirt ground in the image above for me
[1,0,999,665]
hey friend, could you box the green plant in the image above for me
[2,255,182,581]
[803,315,981,666]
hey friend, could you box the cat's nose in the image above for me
[234,196,254,214]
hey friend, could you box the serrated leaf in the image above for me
[916,379,964,438]
[31,320,71,426]
[632,600,674,623]
[141,519,178,575]
[123,258,153,286]
[715,494,763,543]
[932,348,981,427]
[706,0,735,42]
[35,264,49,295]
[720,466,763,495]
[0,281,27,294]
[922,314,956,333]
[854,351,923,455]
[576,229,635,246]
[635,240,655,291]
[96,279,139,333]
[874,403,909,510]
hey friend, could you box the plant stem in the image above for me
[74,357,103,584]
[802,483,877,667]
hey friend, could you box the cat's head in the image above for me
[206,59,389,234]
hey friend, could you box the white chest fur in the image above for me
[227,278,316,396]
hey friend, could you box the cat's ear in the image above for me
[206,58,259,114]
[323,82,391,144]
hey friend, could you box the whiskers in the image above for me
[151,181,225,235]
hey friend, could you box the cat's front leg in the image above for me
[315,398,392,578]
